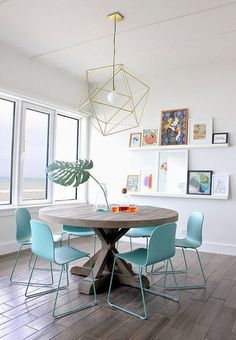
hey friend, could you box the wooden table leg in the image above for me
[70,227,150,294]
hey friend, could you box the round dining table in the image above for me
[39,204,178,294]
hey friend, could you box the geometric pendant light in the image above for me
[78,12,150,136]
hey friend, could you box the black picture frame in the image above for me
[187,170,213,195]
[212,132,228,144]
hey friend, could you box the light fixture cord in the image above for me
[112,17,117,91]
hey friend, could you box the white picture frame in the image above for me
[188,118,213,145]
[140,170,157,192]
[157,150,188,194]
[212,174,229,197]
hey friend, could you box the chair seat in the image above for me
[125,227,155,238]
[175,237,201,249]
[63,225,95,237]
[117,248,147,266]
[55,246,89,265]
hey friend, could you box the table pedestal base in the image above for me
[70,228,150,294]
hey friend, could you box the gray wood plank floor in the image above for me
[0,237,235,340]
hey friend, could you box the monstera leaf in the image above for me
[46,159,109,210]
[46,159,93,187]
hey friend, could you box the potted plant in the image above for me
[46,159,109,211]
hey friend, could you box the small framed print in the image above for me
[187,170,213,195]
[212,174,229,197]
[188,119,212,145]
[140,170,157,192]
[212,133,228,144]
[142,129,159,146]
[129,132,142,147]
[126,175,139,192]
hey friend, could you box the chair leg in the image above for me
[144,259,179,302]
[10,245,53,286]
[53,256,96,318]
[107,258,147,320]
[10,245,24,283]
[166,249,206,290]
[28,252,34,269]
[129,238,133,251]
[25,257,60,298]
[150,248,188,275]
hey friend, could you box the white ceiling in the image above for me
[0,0,236,82]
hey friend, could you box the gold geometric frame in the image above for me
[78,64,150,136]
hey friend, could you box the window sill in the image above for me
[0,200,88,217]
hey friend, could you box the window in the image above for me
[54,114,79,201]
[21,106,50,201]
[0,92,85,208]
[0,98,15,205]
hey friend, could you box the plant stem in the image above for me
[89,174,109,211]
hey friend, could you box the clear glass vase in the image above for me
[94,183,109,211]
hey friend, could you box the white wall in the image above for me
[0,44,80,255]
[0,43,80,108]
[89,60,236,255]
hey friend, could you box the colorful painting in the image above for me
[187,170,213,195]
[160,108,188,145]
[140,170,157,192]
[142,129,159,146]
[126,175,139,192]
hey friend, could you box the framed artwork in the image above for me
[129,132,142,147]
[140,170,157,192]
[160,108,188,145]
[212,174,229,197]
[187,170,213,195]
[142,129,159,146]
[126,175,139,192]
[188,119,212,145]
[157,150,188,194]
[212,133,228,144]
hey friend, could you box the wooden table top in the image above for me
[39,204,178,229]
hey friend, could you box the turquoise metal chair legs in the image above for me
[10,244,54,286]
[107,256,179,320]
[25,252,96,318]
[107,224,179,320]
[150,248,188,275]
[166,248,206,290]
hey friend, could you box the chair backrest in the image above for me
[16,208,31,243]
[30,220,55,263]
[145,223,177,266]
[186,211,204,247]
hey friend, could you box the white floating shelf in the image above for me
[128,143,229,151]
[129,192,229,200]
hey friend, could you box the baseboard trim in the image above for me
[121,236,236,256]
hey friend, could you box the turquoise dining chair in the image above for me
[167,211,206,290]
[62,225,96,254]
[25,220,96,318]
[107,223,179,320]
[125,227,156,250]
[10,208,62,285]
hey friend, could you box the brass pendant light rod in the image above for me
[108,12,124,91]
